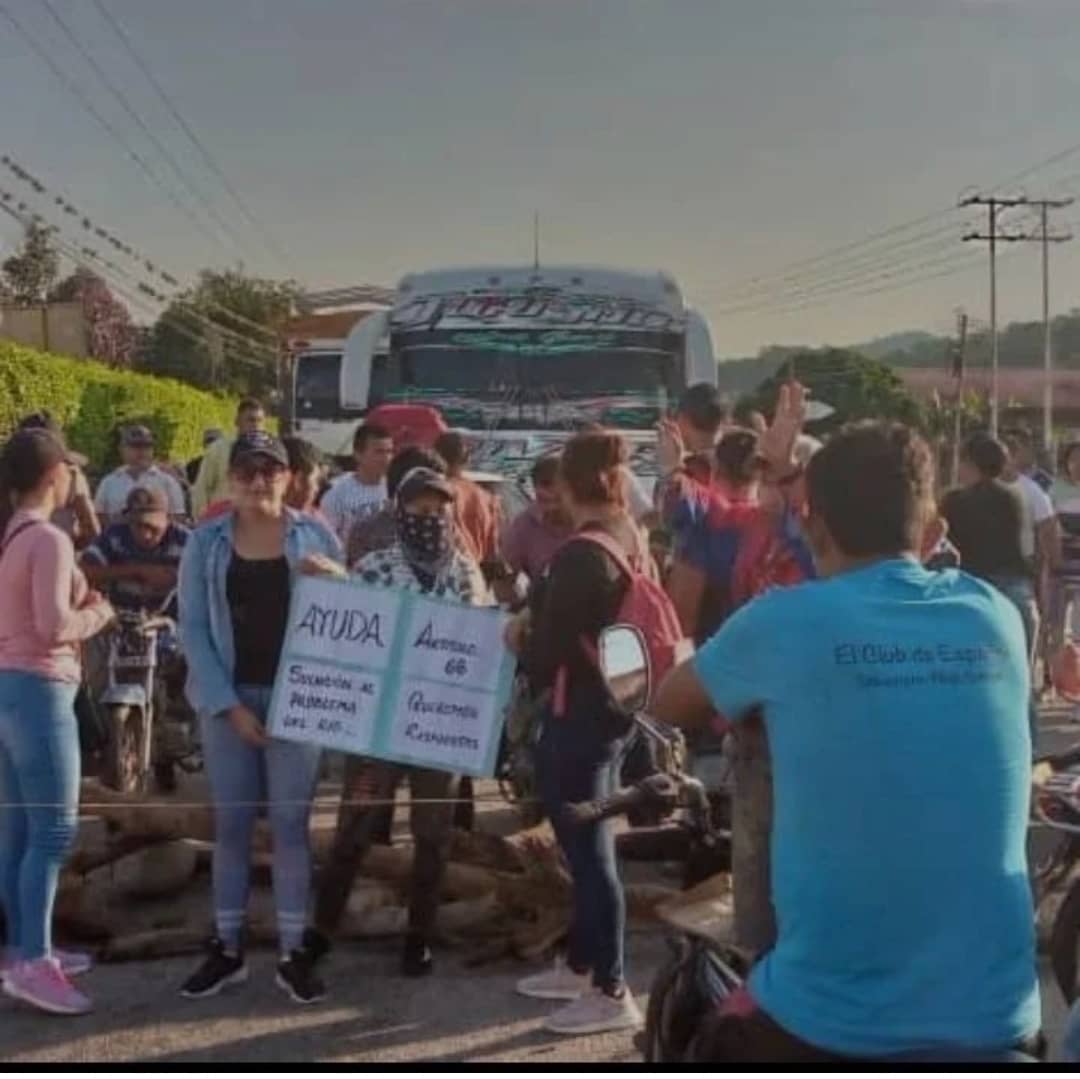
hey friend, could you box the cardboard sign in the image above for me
[267,575,513,777]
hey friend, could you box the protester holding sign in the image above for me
[340,444,453,845]
[506,430,651,1037]
[177,431,342,1006]
[312,466,491,979]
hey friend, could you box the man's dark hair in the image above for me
[714,428,761,487]
[282,436,322,475]
[433,431,469,471]
[1001,427,1032,452]
[531,455,560,488]
[806,422,934,558]
[387,446,446,499]
[353,422,392,452]
[677,383,730,434]
[236,397,264,417]
[17,410,61,434]
[961,432,1008,480]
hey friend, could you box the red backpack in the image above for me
[552,529,689,717]
[1052,641,1080,700]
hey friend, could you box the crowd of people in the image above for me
[0,385,1078,1060]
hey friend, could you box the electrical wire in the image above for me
[39,0,256,263]
[0,2,232,258]
[91,0,293,274]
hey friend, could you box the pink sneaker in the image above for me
[2,957,93,1015]
[54,949,93,977]
[1,949,93,978]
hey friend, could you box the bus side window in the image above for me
[294,353,343,418]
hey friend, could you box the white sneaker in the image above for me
[543,987,643,1035]
[515,958,591,1001]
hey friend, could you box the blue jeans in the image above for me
[0,671,80,961]
[1064,998,1080,1063]
[200,685,322,953]
[537,707,628,994]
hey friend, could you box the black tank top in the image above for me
[226,552,290,686]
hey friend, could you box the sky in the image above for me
[2,0,1080,357]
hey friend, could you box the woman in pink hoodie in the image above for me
[0,428,113,1016]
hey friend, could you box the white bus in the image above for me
[291,264,716,481]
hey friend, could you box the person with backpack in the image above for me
[505,429,686,1036]
[0,428,114,1016]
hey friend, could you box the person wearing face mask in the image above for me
[310,467,490,980]
[176,431,341,1006]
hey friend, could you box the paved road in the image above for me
[0,939,1070,1063]
[3,704,1077,1063]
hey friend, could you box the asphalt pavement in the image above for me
[2,703,1077,1064]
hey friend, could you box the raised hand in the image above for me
[759,381,807,476]
[655,418,686,476]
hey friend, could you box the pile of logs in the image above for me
[58,779,680,963]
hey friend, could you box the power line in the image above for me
[711,141,1080,311]
[39,0,255,263]
[0,198,263,371]
[1,155,281,341]
[712,207,960,303]
[90,0,293,274]
[0,2,232,258]
[712,230,966,316]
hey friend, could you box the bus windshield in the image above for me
[383,327,682,429]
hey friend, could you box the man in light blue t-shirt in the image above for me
[655,422,1040,1062]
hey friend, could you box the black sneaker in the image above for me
[179,938,247,999]
[276,947,327,1005]
[302,927,331,965]
[401,934,434,978]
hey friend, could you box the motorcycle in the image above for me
[1032,746,1080,1006]
[98,591,199,794]
[573,623,1040,1065]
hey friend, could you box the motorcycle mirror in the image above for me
[598,625,651,713]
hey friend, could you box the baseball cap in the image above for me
[125,486,169,519]
[395,466,455,507]
[229,430,289,470]
[122,424,155,448]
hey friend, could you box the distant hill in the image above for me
[716,309,1080,399]
[857,330,940,360]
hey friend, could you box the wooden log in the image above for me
[79,781,215,843]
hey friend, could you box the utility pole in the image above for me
[960,194,1030,436]
[950,308,968,486]
[1022,199,1073,453]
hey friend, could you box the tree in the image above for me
[738,347,925,433]
[49,268,137,366]
[142,268,295,397]
[2,220,60,304]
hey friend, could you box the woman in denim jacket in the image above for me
[177,432,341,1006]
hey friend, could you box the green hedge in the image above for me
[0,341,238,472]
